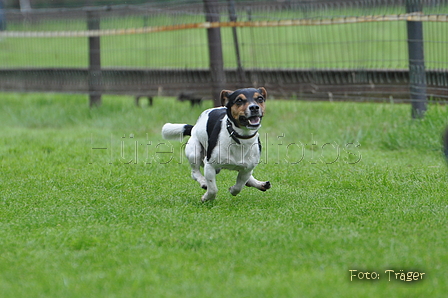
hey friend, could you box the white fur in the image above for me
[161,123,187,141]
[163,107,270,202]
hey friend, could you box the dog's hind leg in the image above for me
[185,138,207,189]
[245,175,271,192]
[202,163,218,202]
[191,163,207,189]
[229,170,253,196]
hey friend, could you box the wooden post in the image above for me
[406,0,427,118]
[203,0,225,107]
[228,0,244,84]
[87,10,102,107]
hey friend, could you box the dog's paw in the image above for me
[229,186,241,196]
[260,181,271,191]
[201,192,216,202]
[245,180,271,191]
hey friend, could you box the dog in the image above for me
[162,87,271,202]
[177,92,203,107]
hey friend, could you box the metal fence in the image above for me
[0,0,447,110]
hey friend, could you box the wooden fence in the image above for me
[0,0,447,118]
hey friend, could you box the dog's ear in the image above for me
[258,87,267,100]
[220,90,233,106]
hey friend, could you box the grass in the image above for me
[0,93,447,297]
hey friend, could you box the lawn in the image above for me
[0,93,447,297]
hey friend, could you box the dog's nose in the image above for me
[249,105,260,112]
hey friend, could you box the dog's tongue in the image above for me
[249,117,260,125]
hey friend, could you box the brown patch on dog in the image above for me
[258,87,267,99]
[230,99,250,126]
[253,88,267,114]
[252,88,267,113]
[220,90,233,106]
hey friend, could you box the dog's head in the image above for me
[220,87,267,130]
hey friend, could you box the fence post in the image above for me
[406,0,427,118]
[87,10,102,107]
[203,0,225,107]
[228,0,244,84]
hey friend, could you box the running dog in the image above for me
[162,87,271,202]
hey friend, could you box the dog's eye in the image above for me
[256,96,265,103]
[235,98,245,105]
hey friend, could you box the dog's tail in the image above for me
[162,123,193,141]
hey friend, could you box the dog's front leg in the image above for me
[229,170,253,196]
[201,163,218,202]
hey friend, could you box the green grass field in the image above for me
[0,93,447,297]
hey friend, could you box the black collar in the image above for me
[226,119,258,144]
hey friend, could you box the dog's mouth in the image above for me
[239,115,262,129]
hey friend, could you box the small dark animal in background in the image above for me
[177,92,203,107]
[135,95,153,107]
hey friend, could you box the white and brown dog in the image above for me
[162,87,271,202]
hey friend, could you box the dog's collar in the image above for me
[226,119,258,144]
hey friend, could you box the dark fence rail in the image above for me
[1,68,446,102]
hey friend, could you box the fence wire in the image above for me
[0,0,447,102]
